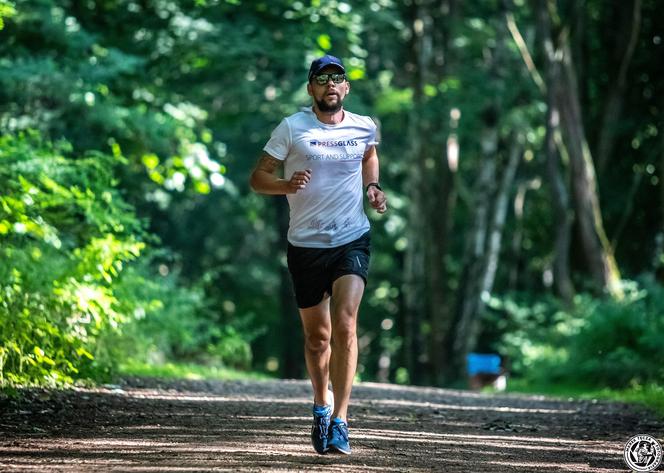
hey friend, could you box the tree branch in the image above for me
[505,12,546,93]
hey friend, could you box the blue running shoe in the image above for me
[311,404,331,454]
[327,418,351,454]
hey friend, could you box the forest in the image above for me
[1,0,663,404]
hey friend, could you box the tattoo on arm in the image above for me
[256,153,282,174]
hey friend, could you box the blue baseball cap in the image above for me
[308,54,345,80]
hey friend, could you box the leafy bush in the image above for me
[488,277,664,389]
[0,131,145,385]
[110,259,254,370]
[565,278,664,387]
[0,132,255,387]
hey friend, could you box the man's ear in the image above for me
[345,81,350,94]
[306,82,313,97]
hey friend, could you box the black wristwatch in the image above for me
[365,182,382,192]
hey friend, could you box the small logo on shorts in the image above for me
[624,434,663,472]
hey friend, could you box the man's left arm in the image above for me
[362,145,387,214]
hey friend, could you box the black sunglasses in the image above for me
[312,73,346,85]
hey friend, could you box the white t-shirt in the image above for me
[264,107,378,248]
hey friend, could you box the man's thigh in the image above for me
[330,274,365,321]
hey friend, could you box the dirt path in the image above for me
[0,377,661,472]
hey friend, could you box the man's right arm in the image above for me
[249,152,311,195]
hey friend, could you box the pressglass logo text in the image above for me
[309,140,359,147]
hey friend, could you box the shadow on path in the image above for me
[0,378,661,472]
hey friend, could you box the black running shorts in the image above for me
[287,231,371,309]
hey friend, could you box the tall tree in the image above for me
[450,107,498,373]
[403,0,434,384]
[540,0,622,296]
[451,123,521,377]
[402,0,457,384]
[536,2,576,304]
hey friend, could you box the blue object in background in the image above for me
[466,353,501,376]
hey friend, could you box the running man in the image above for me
[249,54,387,454]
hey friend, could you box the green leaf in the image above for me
[142,154,160,170]
[76,348,94,360]
[316,34,332,51]
[347,68,365,81]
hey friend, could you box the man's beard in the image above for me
[315,95,343,113]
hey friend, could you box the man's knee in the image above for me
[332,307,358,344]
[304,331,330,353]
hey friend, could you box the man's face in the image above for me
[307,66,350,113]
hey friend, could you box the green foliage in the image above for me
[489,277,664,389]
[119,360,272,382]
[0,132,249,386]
[111,259,254,370]
[0,0,15,29]
[565,278,664,387]
[0,0,224,199]
[0,131,145,385]
[1,0,663,392]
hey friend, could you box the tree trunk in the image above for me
[538,0,575,304]
[595,0,642,173]
[449,110,497,377]
[546,0,622,297]
[402,139,428,384]
[402,1,432,385]
[545,107,575,304]
[403,0,456,385]
[427,0,457,386]
[558,46,622,296]
[452,127,520,377]
[509,177,541,291]
[481,140,521,297]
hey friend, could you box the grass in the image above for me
[0,361,273,399]
[118,360,274,382]
[505,379,664,418]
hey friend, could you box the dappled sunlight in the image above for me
[355,398,579,414]
[1,380,640,472]
[359,381,497,399]
[357,418,480,429]
[116,390,312,405]
[232,415,310,421]
[414,432,614,445]
[356,428,619,454]
[2,0,660,471]
[485,460,619,472]
[0,436,432,473]
[0,431,626,473]
[113,383,579,417]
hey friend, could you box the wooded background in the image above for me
[1,0,663,393]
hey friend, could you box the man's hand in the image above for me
[286,169,312,193]
[367,186,387,213]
